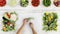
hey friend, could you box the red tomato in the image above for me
[0,0,6,7]
[31,0,40,7]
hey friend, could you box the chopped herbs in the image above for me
[31,0,40,7]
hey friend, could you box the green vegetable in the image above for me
[2,12,18,32]
[20,0,29,7]
[27,17,34,21]
[43,0,51,7]
[43,12,58,31]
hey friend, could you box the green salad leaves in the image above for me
[43,12,58,31]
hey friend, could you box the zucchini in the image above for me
[20,0,29,7]
[43,0,51,7]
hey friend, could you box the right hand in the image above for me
[29,22,34,28]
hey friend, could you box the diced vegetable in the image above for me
[2,12,18,32]
[20,0,29,7]
[0,0,6,7]
[31,0,40,7]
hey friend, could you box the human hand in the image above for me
[29,22,34,29]
[23,18,29,25]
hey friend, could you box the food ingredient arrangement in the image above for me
[20,0,29,7]
[2,12,18,32]
[31,0,40,7]
[9,0,17,7]
[0,0,6,7]
[53,0,60,7]
[43,0,51,7]
[0,0,60,7]
[43,12,58,31]
[0,0,59,33]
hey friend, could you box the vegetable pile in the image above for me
[0,0,6,7]
[43,12,58,31]
[43,0,51,7]
[54,0,60,7]
[20,0,29,7]
[31,0,40,7]
[2,12,18,32]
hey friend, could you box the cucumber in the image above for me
[43,0,51,7]
[20,0,29,7]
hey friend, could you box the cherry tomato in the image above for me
[0,0,6,7]
[31,0,40,7]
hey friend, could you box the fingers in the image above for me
[23,18,29,25]
[29,22,33,26]
[23,18,34,27]
[29,22,34,28]
[29,22,32,25]
[23,17,34,23]
[23,18,28,23]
